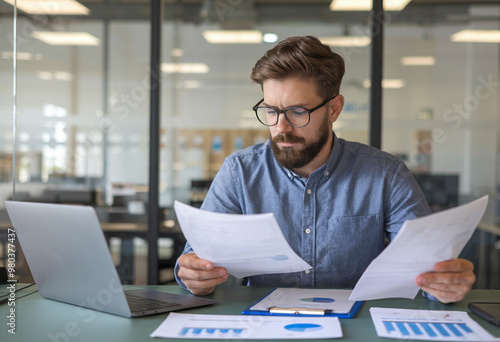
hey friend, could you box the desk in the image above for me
[1,285,499,342]
[99,222,185,284]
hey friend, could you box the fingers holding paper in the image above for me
[177,253,229,295]
[416,258,476,304]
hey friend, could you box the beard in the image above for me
[270,115,331,170]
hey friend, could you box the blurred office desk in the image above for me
[95,204,185,284]
[477,215,500,289]
[1,285,499,342]
[100,220,185,284]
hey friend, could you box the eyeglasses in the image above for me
[253,95,336,128]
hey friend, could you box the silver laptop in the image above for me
[4,201,217,317]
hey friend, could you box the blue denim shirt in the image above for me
[175,133,431,289]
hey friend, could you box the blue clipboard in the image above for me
[241,288,363,318]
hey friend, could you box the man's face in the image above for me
[263,77,333,171]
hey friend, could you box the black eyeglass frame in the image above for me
[252,95,337,128]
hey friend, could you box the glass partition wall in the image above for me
[383,5,500,206]
[1,1,499,288]
[0,4,152,284]
[383,4,500,288]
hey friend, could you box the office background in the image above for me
[0,0,499,286]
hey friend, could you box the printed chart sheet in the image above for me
[174,201,311,278]
[151,313,343,339]
[351,196,488,301]
[370,307,500,341]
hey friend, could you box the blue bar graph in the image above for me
[408,322,423,335]
[421,323,437,337]
[383,321,395,332]
[383,321,478,339]
[447,324,463,337]
[177,327,246,337]
[395,322,410,336]
[432,323,450,336]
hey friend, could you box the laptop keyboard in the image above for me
[125,293,181,312]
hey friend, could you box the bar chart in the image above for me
[179,327,246,338]
[370,307,499,341]
[382,320,479,339]
[151,312,343,339]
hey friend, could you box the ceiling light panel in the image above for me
[202,30,263,44]
[451,30,500,43]
[320,36,371,47]
[161,63,209,74]
[1,51,39,60]
[32,32,100,45]
[401,56,436,66]
[263,33,278,43]
[330,0,411,11]
[363,79,405,89]
[3,0,90,15]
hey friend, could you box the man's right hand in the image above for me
[177,253,229,295]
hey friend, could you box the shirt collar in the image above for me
[286,169,299,180]
[323,131,342,179]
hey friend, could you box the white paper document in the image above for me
[174,201,312,278]
[150,313,343,339]
[248,288,356,314]
[370,307,500,341]
[350,195,488,301]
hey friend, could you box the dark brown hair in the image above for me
[250,36,345,99]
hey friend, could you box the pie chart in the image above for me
[284,323,323,332]
[300,297,335,303]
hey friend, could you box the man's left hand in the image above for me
[416,258,476,303]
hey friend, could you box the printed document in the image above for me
[350,196,488,301]
[150,312,343,339]
[370,307,500,341]
[248,288,356,314]
[174,201,312,278]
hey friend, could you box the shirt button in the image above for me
[305,228,311,234]
[306,189,312,195]
[325,171,329,176]
[305,270,310,274]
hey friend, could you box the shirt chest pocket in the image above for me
[318,215,384,287]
